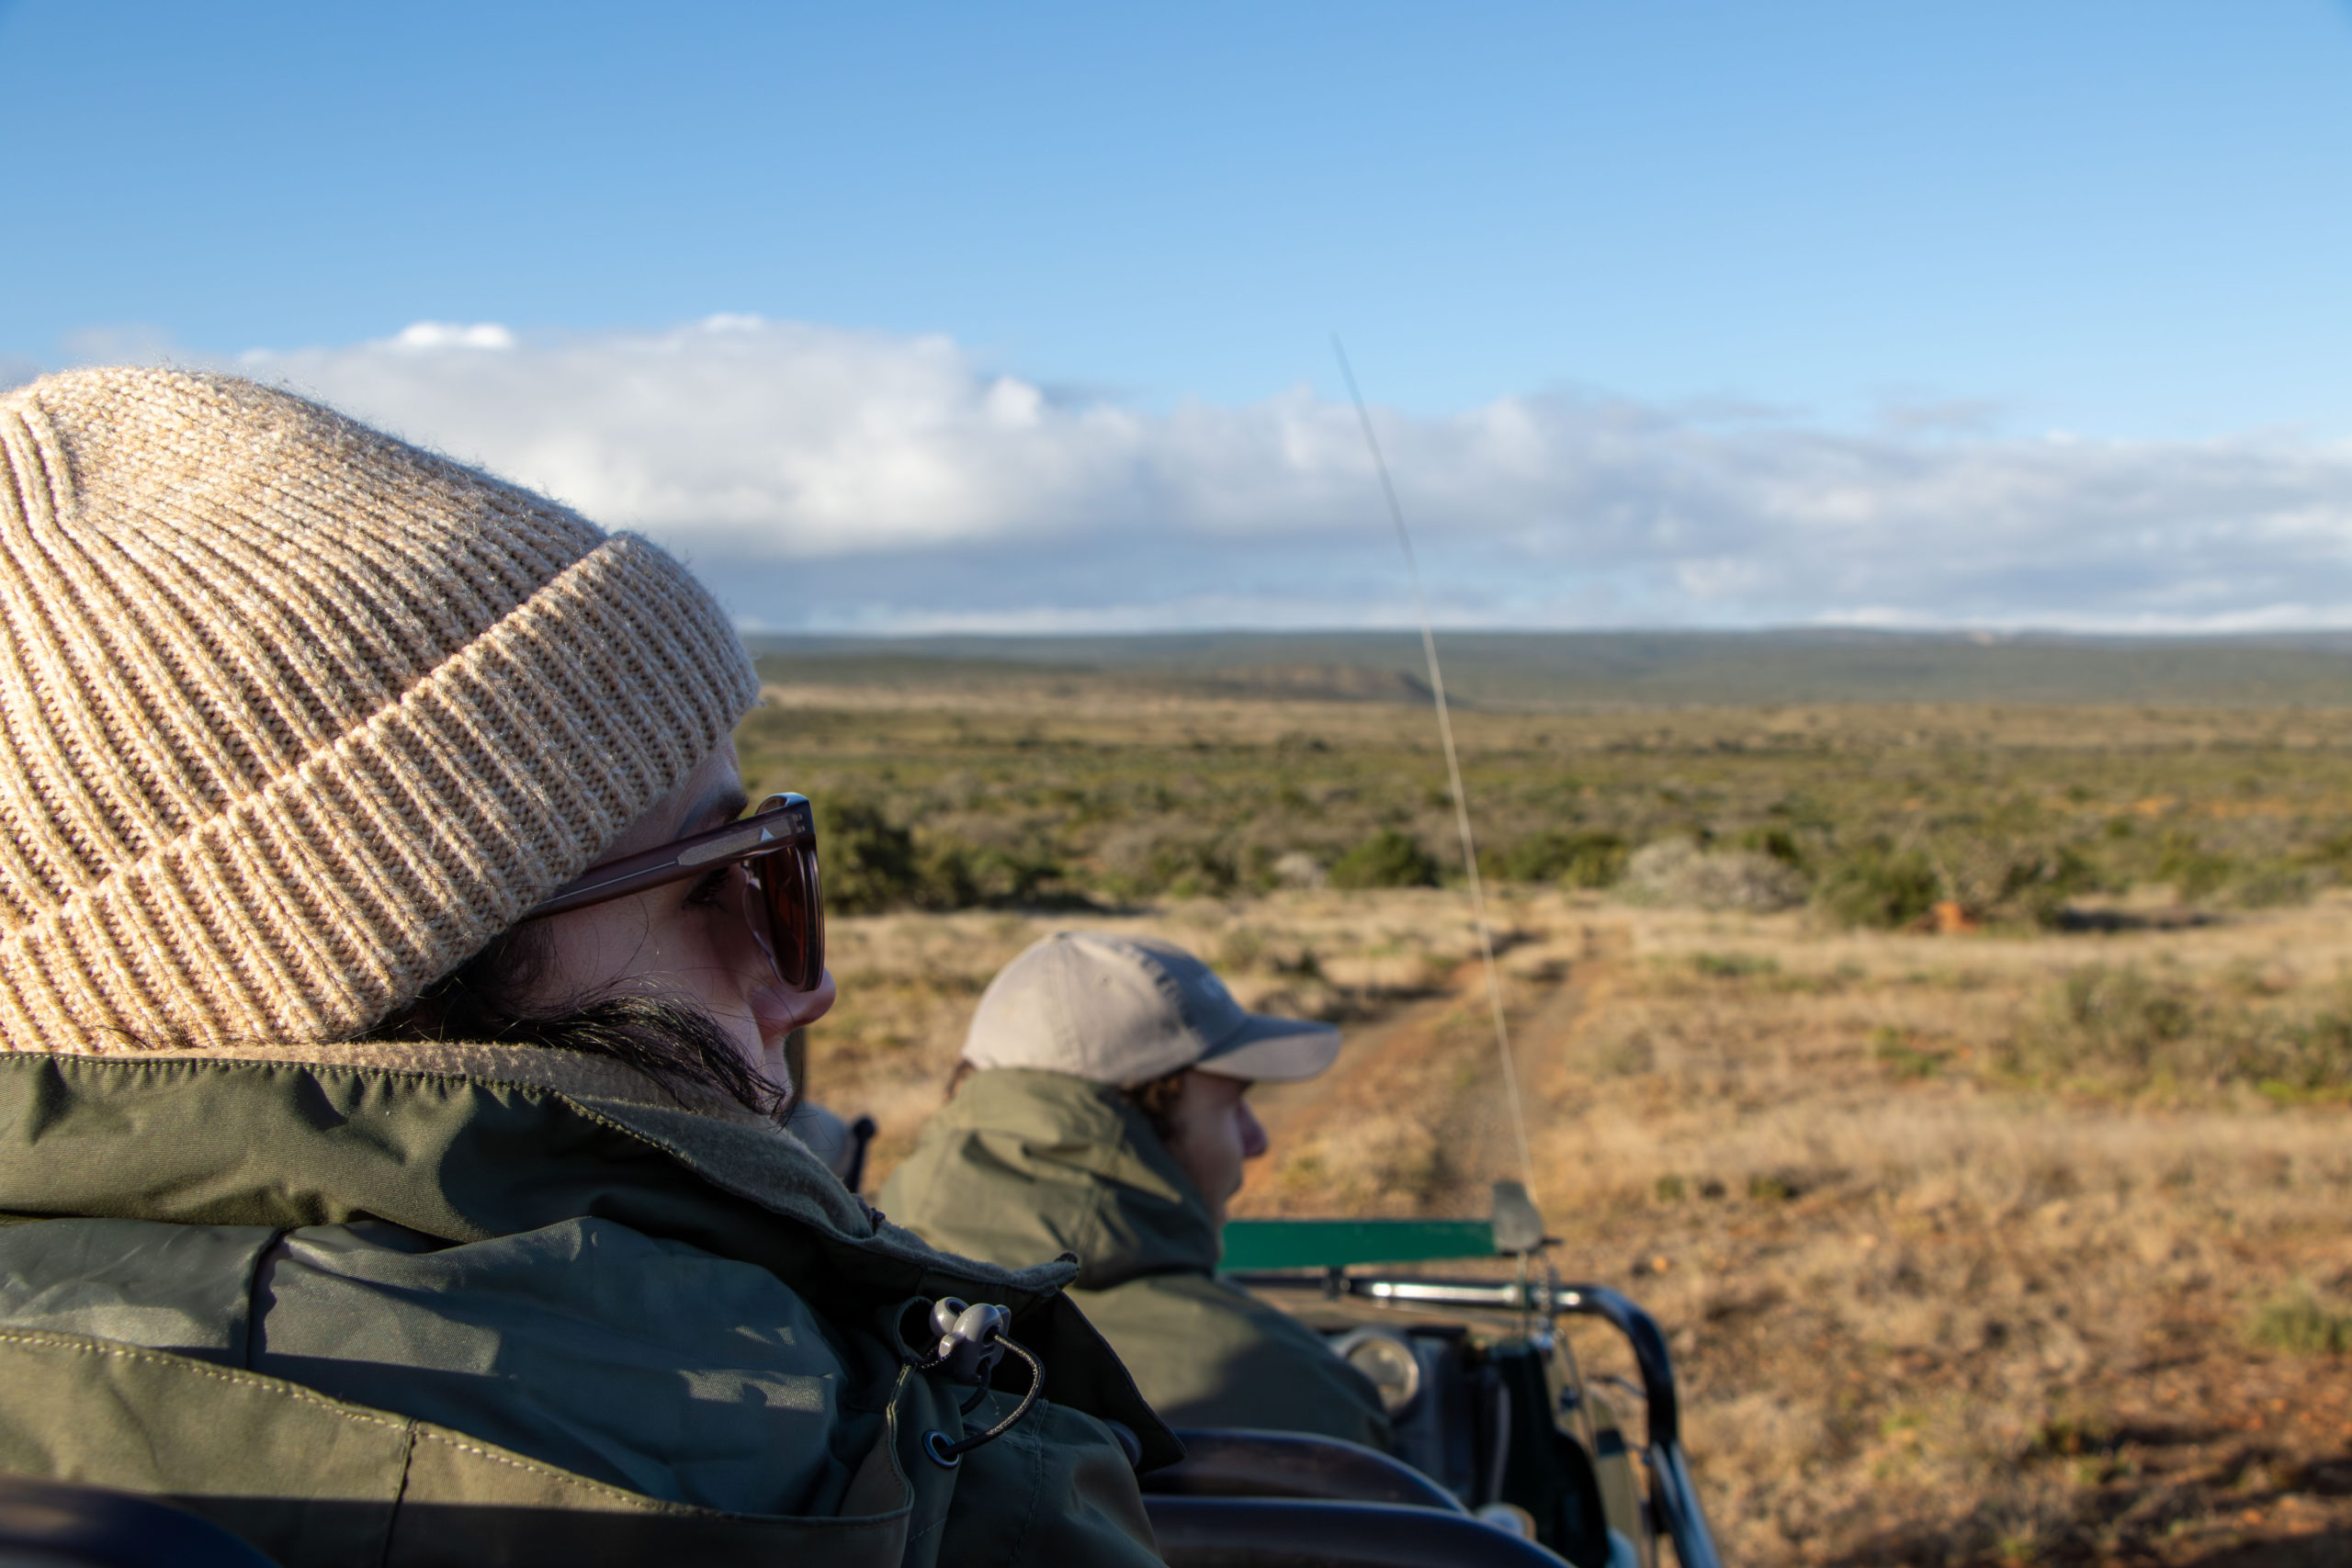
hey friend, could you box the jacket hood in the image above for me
[877,1067,1220,1292]
[0,1043,1181,1469]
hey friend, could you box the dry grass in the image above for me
[1508,899,2352,1565]
[777,684,2352,1566]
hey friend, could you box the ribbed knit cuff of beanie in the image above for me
[0,368,759,1056]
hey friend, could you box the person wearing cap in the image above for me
[0,370,1164,1566]
[878,931,1392,1450]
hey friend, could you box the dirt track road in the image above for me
[1238,917,1630,1217]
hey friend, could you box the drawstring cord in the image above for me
[922,1336,1045,1468]
[916,1298,1046,1468]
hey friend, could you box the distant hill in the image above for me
[746,629,2352,709]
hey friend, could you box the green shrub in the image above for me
[1814,841,1939,929]
[1988,842,2100,926]
[815,797,1069,911]
[948,843,1075,907]
[2154,829,2235,902]
[1735,825,1804,866]
[1329,829,1441,890]
[2246,1288,2352,1356]
[1136,838,1239,897]
[1498,829,1629,888]
[815,797,928,914]
[1747,1171,1801,1202]
[1096,824,1242,898]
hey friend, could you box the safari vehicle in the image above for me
[1135,1182,1722,1568]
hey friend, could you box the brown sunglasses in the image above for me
[523,794,825,992]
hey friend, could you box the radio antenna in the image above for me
[1331,335,1535,1191]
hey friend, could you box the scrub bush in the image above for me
[1735,825,1804,865]
[816,797,930,914]
[2246,1288,2352,1357]
[945,844,1072,907]
[1097,824,1241,897]
[1329,829,1441,890]
[1815,841,1939,929]
[1498,829,1630,888]
[2001,962,2352,1095]
[1939,840,2100,927]
[2154,829,2236,902]
[817,797,1064,910]
[1621,838,1805,912]
[1135,838,1239,897]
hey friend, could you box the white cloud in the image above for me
[386,321,516,352]
[233,315,2352,632]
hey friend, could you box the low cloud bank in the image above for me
[221,315,2352,631]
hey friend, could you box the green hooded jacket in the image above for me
[0,1044,1177,1568]
[876,1069,1390,1450]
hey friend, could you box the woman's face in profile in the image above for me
[514,739,837,1095]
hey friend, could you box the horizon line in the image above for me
[739,625,2352,643]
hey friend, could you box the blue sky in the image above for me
[6,3,2352,630]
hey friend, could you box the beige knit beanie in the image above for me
[0,367,759,1056]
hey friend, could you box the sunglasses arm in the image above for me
[522,796,816,922]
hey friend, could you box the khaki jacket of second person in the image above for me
[878,1067,1391,1450]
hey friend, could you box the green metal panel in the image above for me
[1217,1218,1497,1271]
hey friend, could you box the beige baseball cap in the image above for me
[961,932,1342,1089]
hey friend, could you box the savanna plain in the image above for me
[740,642,2352,1568]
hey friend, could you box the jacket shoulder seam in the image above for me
[408,1427,899,1526]
[0,1328,410,1433]
[408,1428,681,1514]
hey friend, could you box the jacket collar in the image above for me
[883,1067,1222,1292]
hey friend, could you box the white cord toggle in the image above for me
[927,1297,1011,1384]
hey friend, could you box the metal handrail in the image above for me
[1226,1269,1723,1568]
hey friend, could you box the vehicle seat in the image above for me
[1146,1428,1465,1512]
[1143,1495,1570,1568]
[0,1474,276,1567]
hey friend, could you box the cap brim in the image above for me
[1192,1011,1342,1082]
